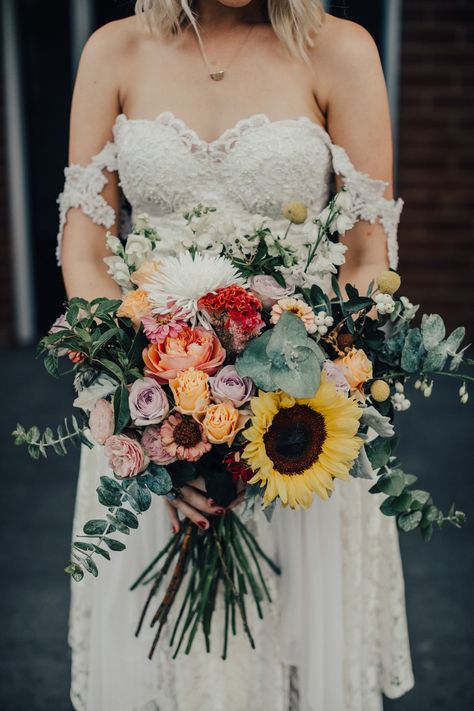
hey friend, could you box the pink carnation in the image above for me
[104,434,149,478]
[89,399,115,445]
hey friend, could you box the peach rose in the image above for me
[170,368,211,415]
[142,326,225,383]
[335,348,373,390]
[200,401,250,446]
[104,434,149,478]
[130,260,160,289]
[117,289,152,328]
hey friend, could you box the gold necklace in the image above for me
[195,24,255,81]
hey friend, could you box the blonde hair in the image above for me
[135,1,325,59]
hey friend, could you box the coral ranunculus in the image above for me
[142,326,225,383]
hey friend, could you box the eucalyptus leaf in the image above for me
[365,436,392,469]
[423,343,448,372]
[83,519,108,536]
[103,537,126,551]
[115,507,139,529]
[421,314,446,349]
[82,557,99,577]
[126,480,152,512]
[401,328,424,373]
[398,510,423,532]
[377,469,406,497]
[97,485,122,507]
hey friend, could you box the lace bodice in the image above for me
[57,112,402,268]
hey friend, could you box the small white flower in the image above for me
[374,293,395,315]
[125,234,153,267]
[392,392,411,411]
[134,213,150,230]
[423,380,434,398]
[334,189,353,212]
[395,381,405,394]
[459,382,467,397]
[332,213,355,236]
[414,379,423,390]
[103,255,132,290]
[312,310,333,336]
[316,206,331,225]
[105,232,122,255]
[461,392,469,405]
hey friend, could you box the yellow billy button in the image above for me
[282,201,308,224]
[376,270,401,295]
[370,380,391,402]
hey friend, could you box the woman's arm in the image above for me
[313,17,395,294]
[61,25,124,301]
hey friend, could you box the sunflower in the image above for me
[242,375,363,509]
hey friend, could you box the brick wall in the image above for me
[397,0,474,338]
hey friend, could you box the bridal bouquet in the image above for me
[13,192,470,659]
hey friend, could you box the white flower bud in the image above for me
[459,382,467,397]
[414,380,422,390]
[423,381,433,398]
[395,382,404,393]
[461,392,469,405]
[106,232,122,254]
[335,213,355,235]
[334,189,353,212]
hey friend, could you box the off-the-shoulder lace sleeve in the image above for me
[56,141,118,265]
[326,142,403,270]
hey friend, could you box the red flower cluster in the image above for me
[198,284,261,315]
[198,285,264,337]
[223,451,254,484]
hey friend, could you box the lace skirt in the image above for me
[69,445,414,711]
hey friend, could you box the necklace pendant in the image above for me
[210,70,225,82]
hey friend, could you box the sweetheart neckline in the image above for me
[114,111,333,150]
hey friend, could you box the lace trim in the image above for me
[56,141,118,265]
[325,140,402,270]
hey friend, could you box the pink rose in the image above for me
[129,377,169,426]
[104,434,149,478]
[141,425,176,465]
[248,274,294,309]
[89,399,115,445]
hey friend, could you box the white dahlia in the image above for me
[143,251,246,319]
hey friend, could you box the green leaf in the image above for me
[113,385,130,434]
[143,464,173,495]
[409,490,431,511]
[421,314,446,349]
[65,563,84,582]
[97,485,122,507]
[392,491,414,513]
[345,283,359,300]
[345,297,374,315]
[91,545,110,560]
[380,496,398,516]
[126,480,152,512]
[423,344,448,372]
[82,557,99,577]
[421,525,434,542]
[83,519,108,536]
[127,322,148,369]
[73,541,95,553]
[445,326,465,353]
[115,507,139,529]
[101,359,125,384]
[106,513,130,535]
[90,327,120,356]
[401,328,424,373]
[398,510,423,532]
[331,275,346,313]
[103,537,126,551]
[235,329,275,391]
[377,469,406,497]
[366,437,392,469]
[100,475,122,492]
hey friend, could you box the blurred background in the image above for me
[0,1,473,710]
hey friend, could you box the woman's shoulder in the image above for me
[313,14,381,70]
[79,16,145,68]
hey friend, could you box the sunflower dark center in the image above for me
[263,404,326,474]
[173,418,202,448]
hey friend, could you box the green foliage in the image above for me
[12,416,92,459]
[236,311,325,398]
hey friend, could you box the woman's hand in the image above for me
[165,476,246,532]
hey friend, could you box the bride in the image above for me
[59,1,414,709]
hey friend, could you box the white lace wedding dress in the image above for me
[58,112,414,711]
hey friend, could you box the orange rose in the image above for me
[117,289,152,328]
[200,401,250,446]
[335,348,373,390]
[170,368,211,415]
[143,326,225,383]
[130,260,160,289]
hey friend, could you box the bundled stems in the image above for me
[134,511,279,659]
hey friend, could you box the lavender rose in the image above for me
[141,425,176,465]
[323,360,350,396]
[89,398,115,445]
[248,274,294,310]
[129,377,169,426]
[209,365,254,408]
[104,434,149,478]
